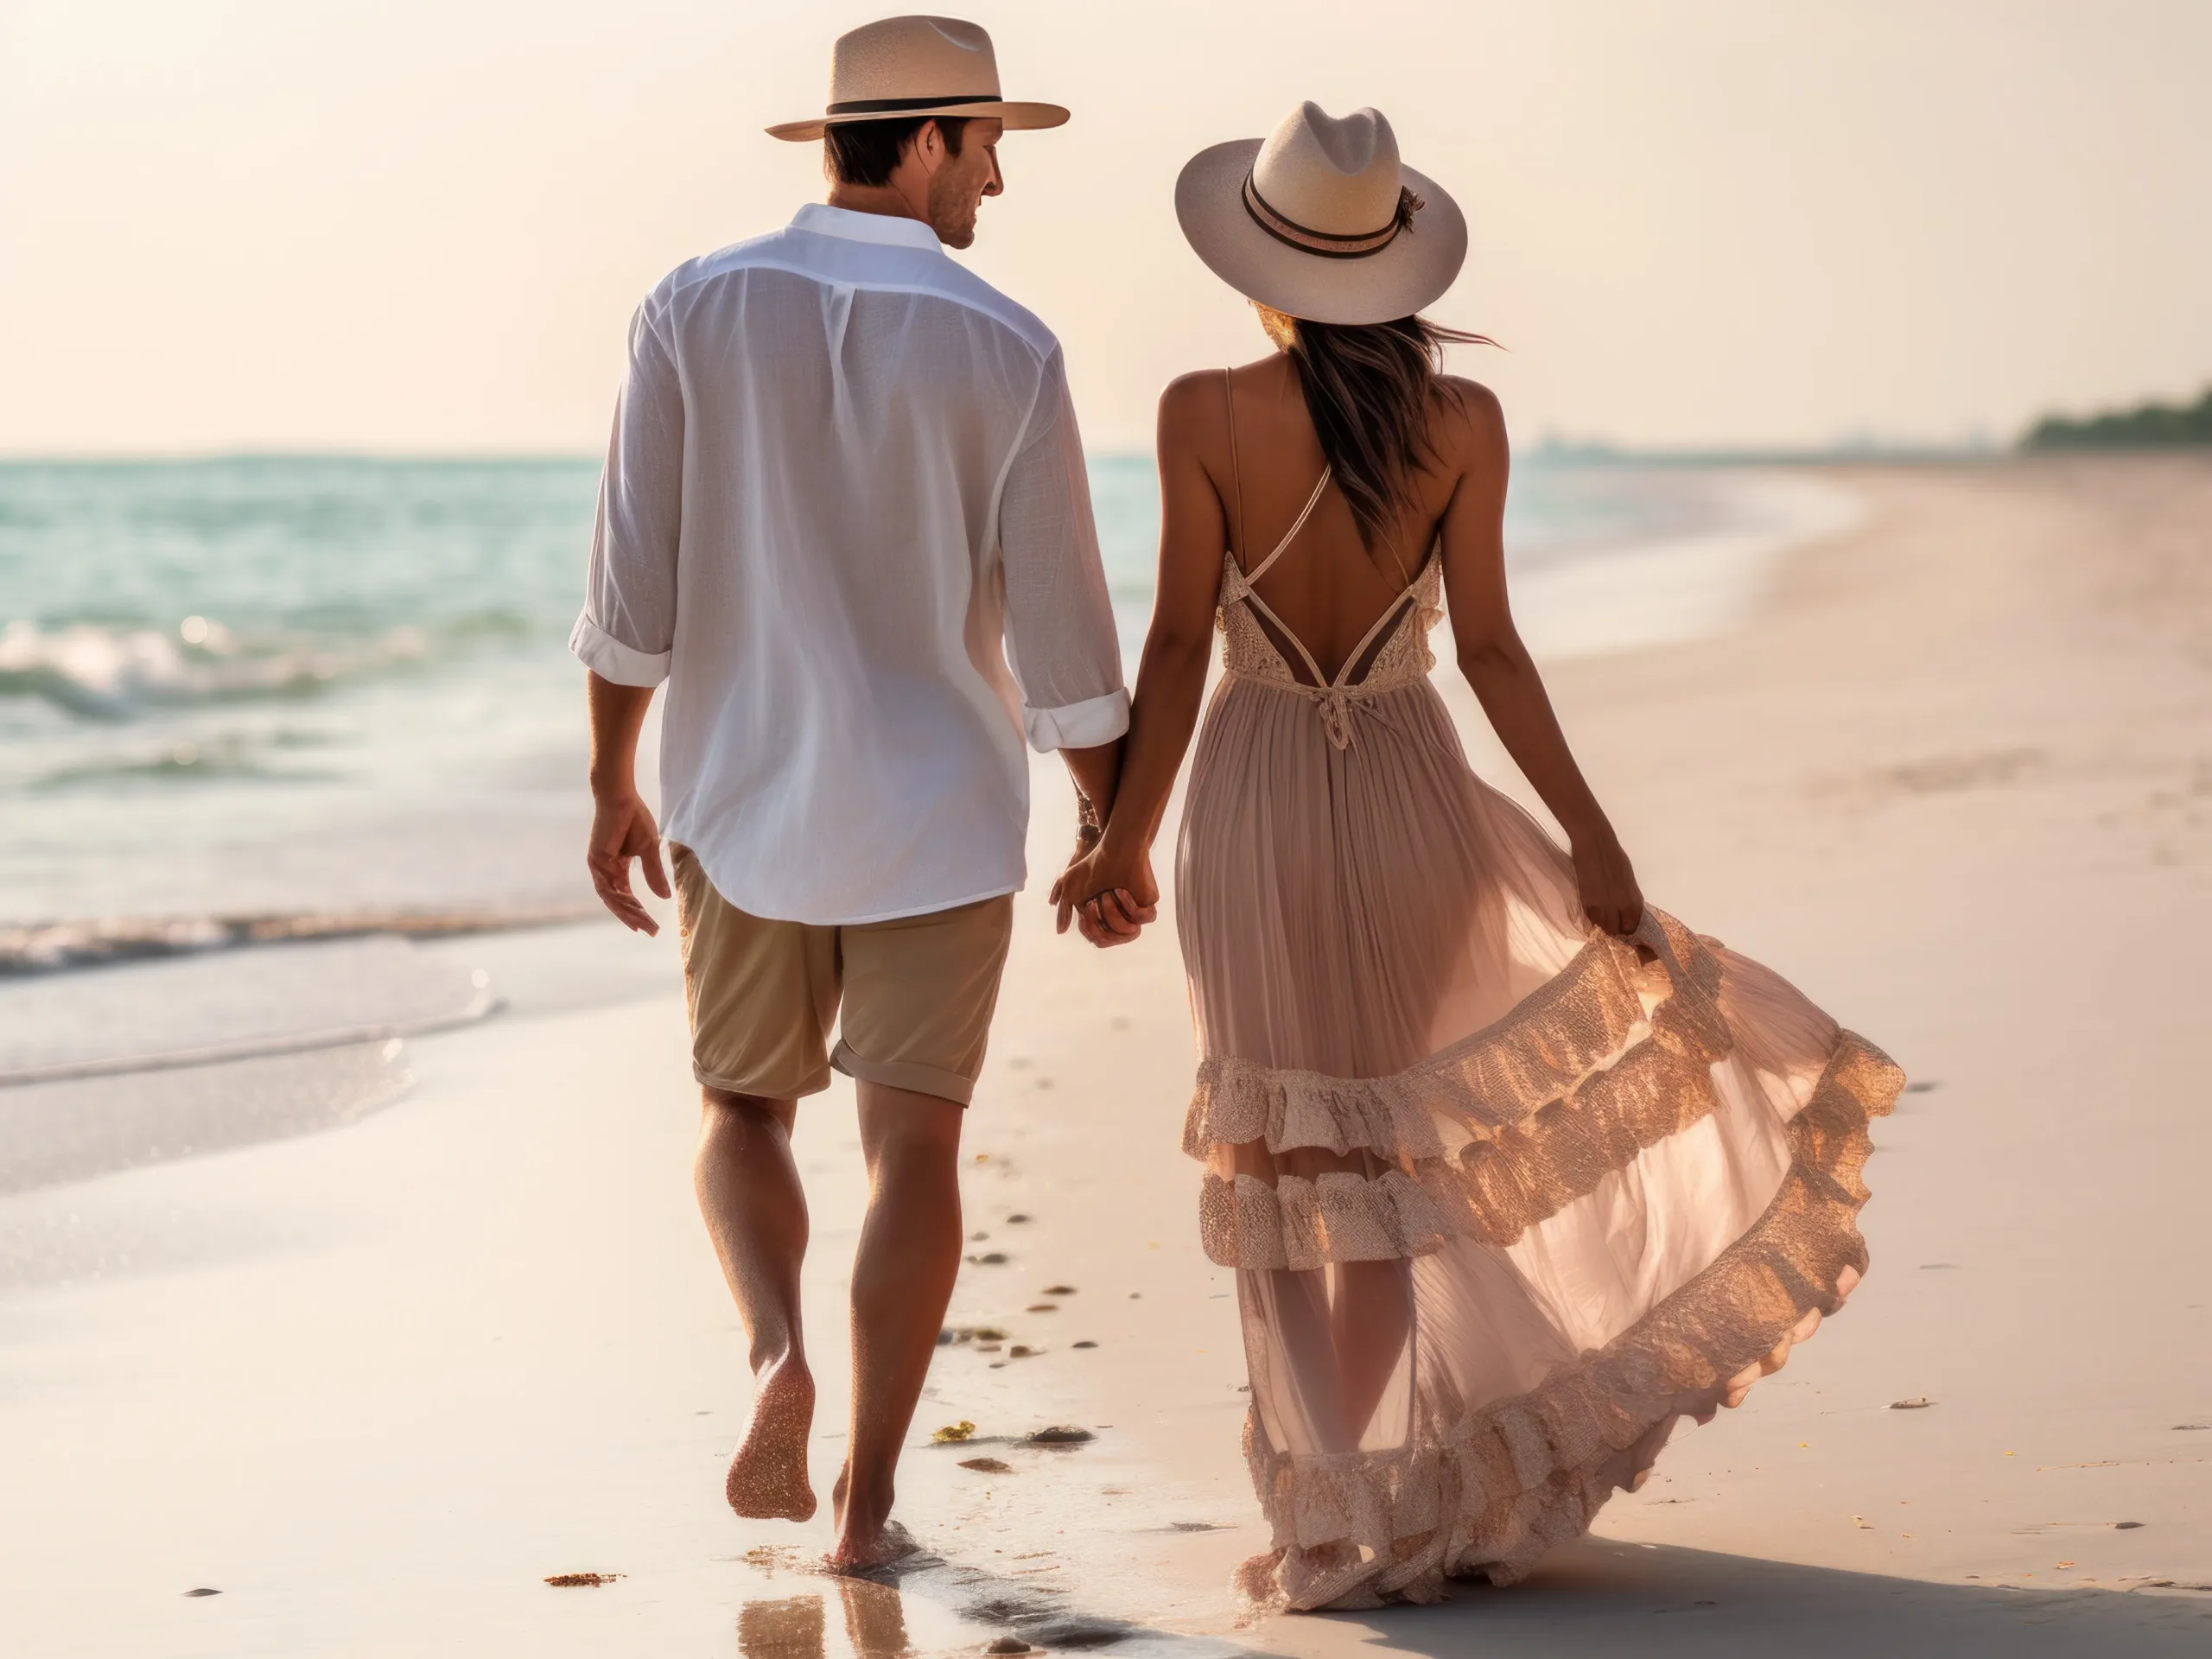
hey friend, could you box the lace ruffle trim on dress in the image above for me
[1184,911,1725,1162]
[1190,912,1748,1267]
[1229,1030,1904,1612]
[1199,1166,1454,1271]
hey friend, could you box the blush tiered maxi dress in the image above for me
[1174,457,1904,1611]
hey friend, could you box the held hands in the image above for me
[588,786,671,935]
[1572,829,1645,938]
[1050,835,1160,948]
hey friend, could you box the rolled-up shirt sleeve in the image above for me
[997,348,1130,752]
[570,296,683,686]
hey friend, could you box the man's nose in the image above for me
[982,151,1003,197]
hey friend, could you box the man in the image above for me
[570,16,1136,1571]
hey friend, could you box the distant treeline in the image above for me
[2023,385,2212,450]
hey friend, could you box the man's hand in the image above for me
[588,787,671,935]
[1049,839,1159,948]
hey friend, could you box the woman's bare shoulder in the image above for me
[1157,370,1230,447]
[1431,375,1509,467]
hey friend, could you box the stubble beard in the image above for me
[928,174,980,250]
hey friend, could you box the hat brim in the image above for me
[1174,139,1467,327]
[767,100,1069,143]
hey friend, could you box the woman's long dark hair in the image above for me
[1283,314,1493,557]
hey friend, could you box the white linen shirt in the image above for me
[571,204,1128,925]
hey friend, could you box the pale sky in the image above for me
[3,0,2208,454]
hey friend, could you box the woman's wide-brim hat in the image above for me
[1176,103,1466,327]
[767,15,1068,143]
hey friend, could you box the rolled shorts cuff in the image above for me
[830,1038,976,1107]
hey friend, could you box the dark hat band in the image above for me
[825,92,1000,115]
[1241,173,1423,260]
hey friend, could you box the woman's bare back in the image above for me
[1198,353,1485,683]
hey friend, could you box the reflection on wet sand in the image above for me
[838,1575,918,1658]
[738,1593,825,1659]
[737,1579,916,1659]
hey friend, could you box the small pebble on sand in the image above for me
[959,1457,1014,1473]
[1073,1340,1098,1349]
[967,1252,1009,1265]
[1026,1303,1058,1313]
[1007,1214,1033,1224]
[543,1573,624,1587]
[183,1588,221,1598]
[1027,1426,1094,1445]
[1008,1344,1039,1357]
[1044,1284,1076,1295]
[1890,1397,1935,1409]
[985,1639,1033,1655]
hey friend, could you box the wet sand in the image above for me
[2,457,2209,1654]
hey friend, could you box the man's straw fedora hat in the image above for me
[767,16,1069,143]
[1176,104,1466,327]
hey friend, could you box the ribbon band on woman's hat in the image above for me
[1240,174,1426,260]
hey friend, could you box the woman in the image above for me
[1055,104,1904,1611]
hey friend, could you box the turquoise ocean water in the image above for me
[0,454,1848,952]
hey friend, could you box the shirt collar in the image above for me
[790,203,944,251]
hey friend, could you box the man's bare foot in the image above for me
[825,1517,920,1578]
[725,1361,817,1521]
[825,1465,919,1575]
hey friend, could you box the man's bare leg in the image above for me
[696,1088,817,1522]
[829,1080,965,1569]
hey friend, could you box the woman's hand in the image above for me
[1050,836,1160,947]
[1571,829,1644,938]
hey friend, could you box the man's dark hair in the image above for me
[823,116,969,188]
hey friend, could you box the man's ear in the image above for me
[910,118,947,177]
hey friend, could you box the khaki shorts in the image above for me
[671,846,1014,1106]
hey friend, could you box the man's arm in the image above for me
[572,293,684,933]
[995,347,1141,938]
[587,674,669,935]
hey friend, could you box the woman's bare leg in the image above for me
[1330,1257,1414,1441]
[695,1088,817,1521]
[830,1080,965,1569]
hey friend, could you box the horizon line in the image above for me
[0,441,2020,468]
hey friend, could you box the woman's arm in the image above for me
[1050,375,1230,939]
[1439,386,1645,936]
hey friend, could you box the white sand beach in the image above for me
[3,455,2209,1656]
